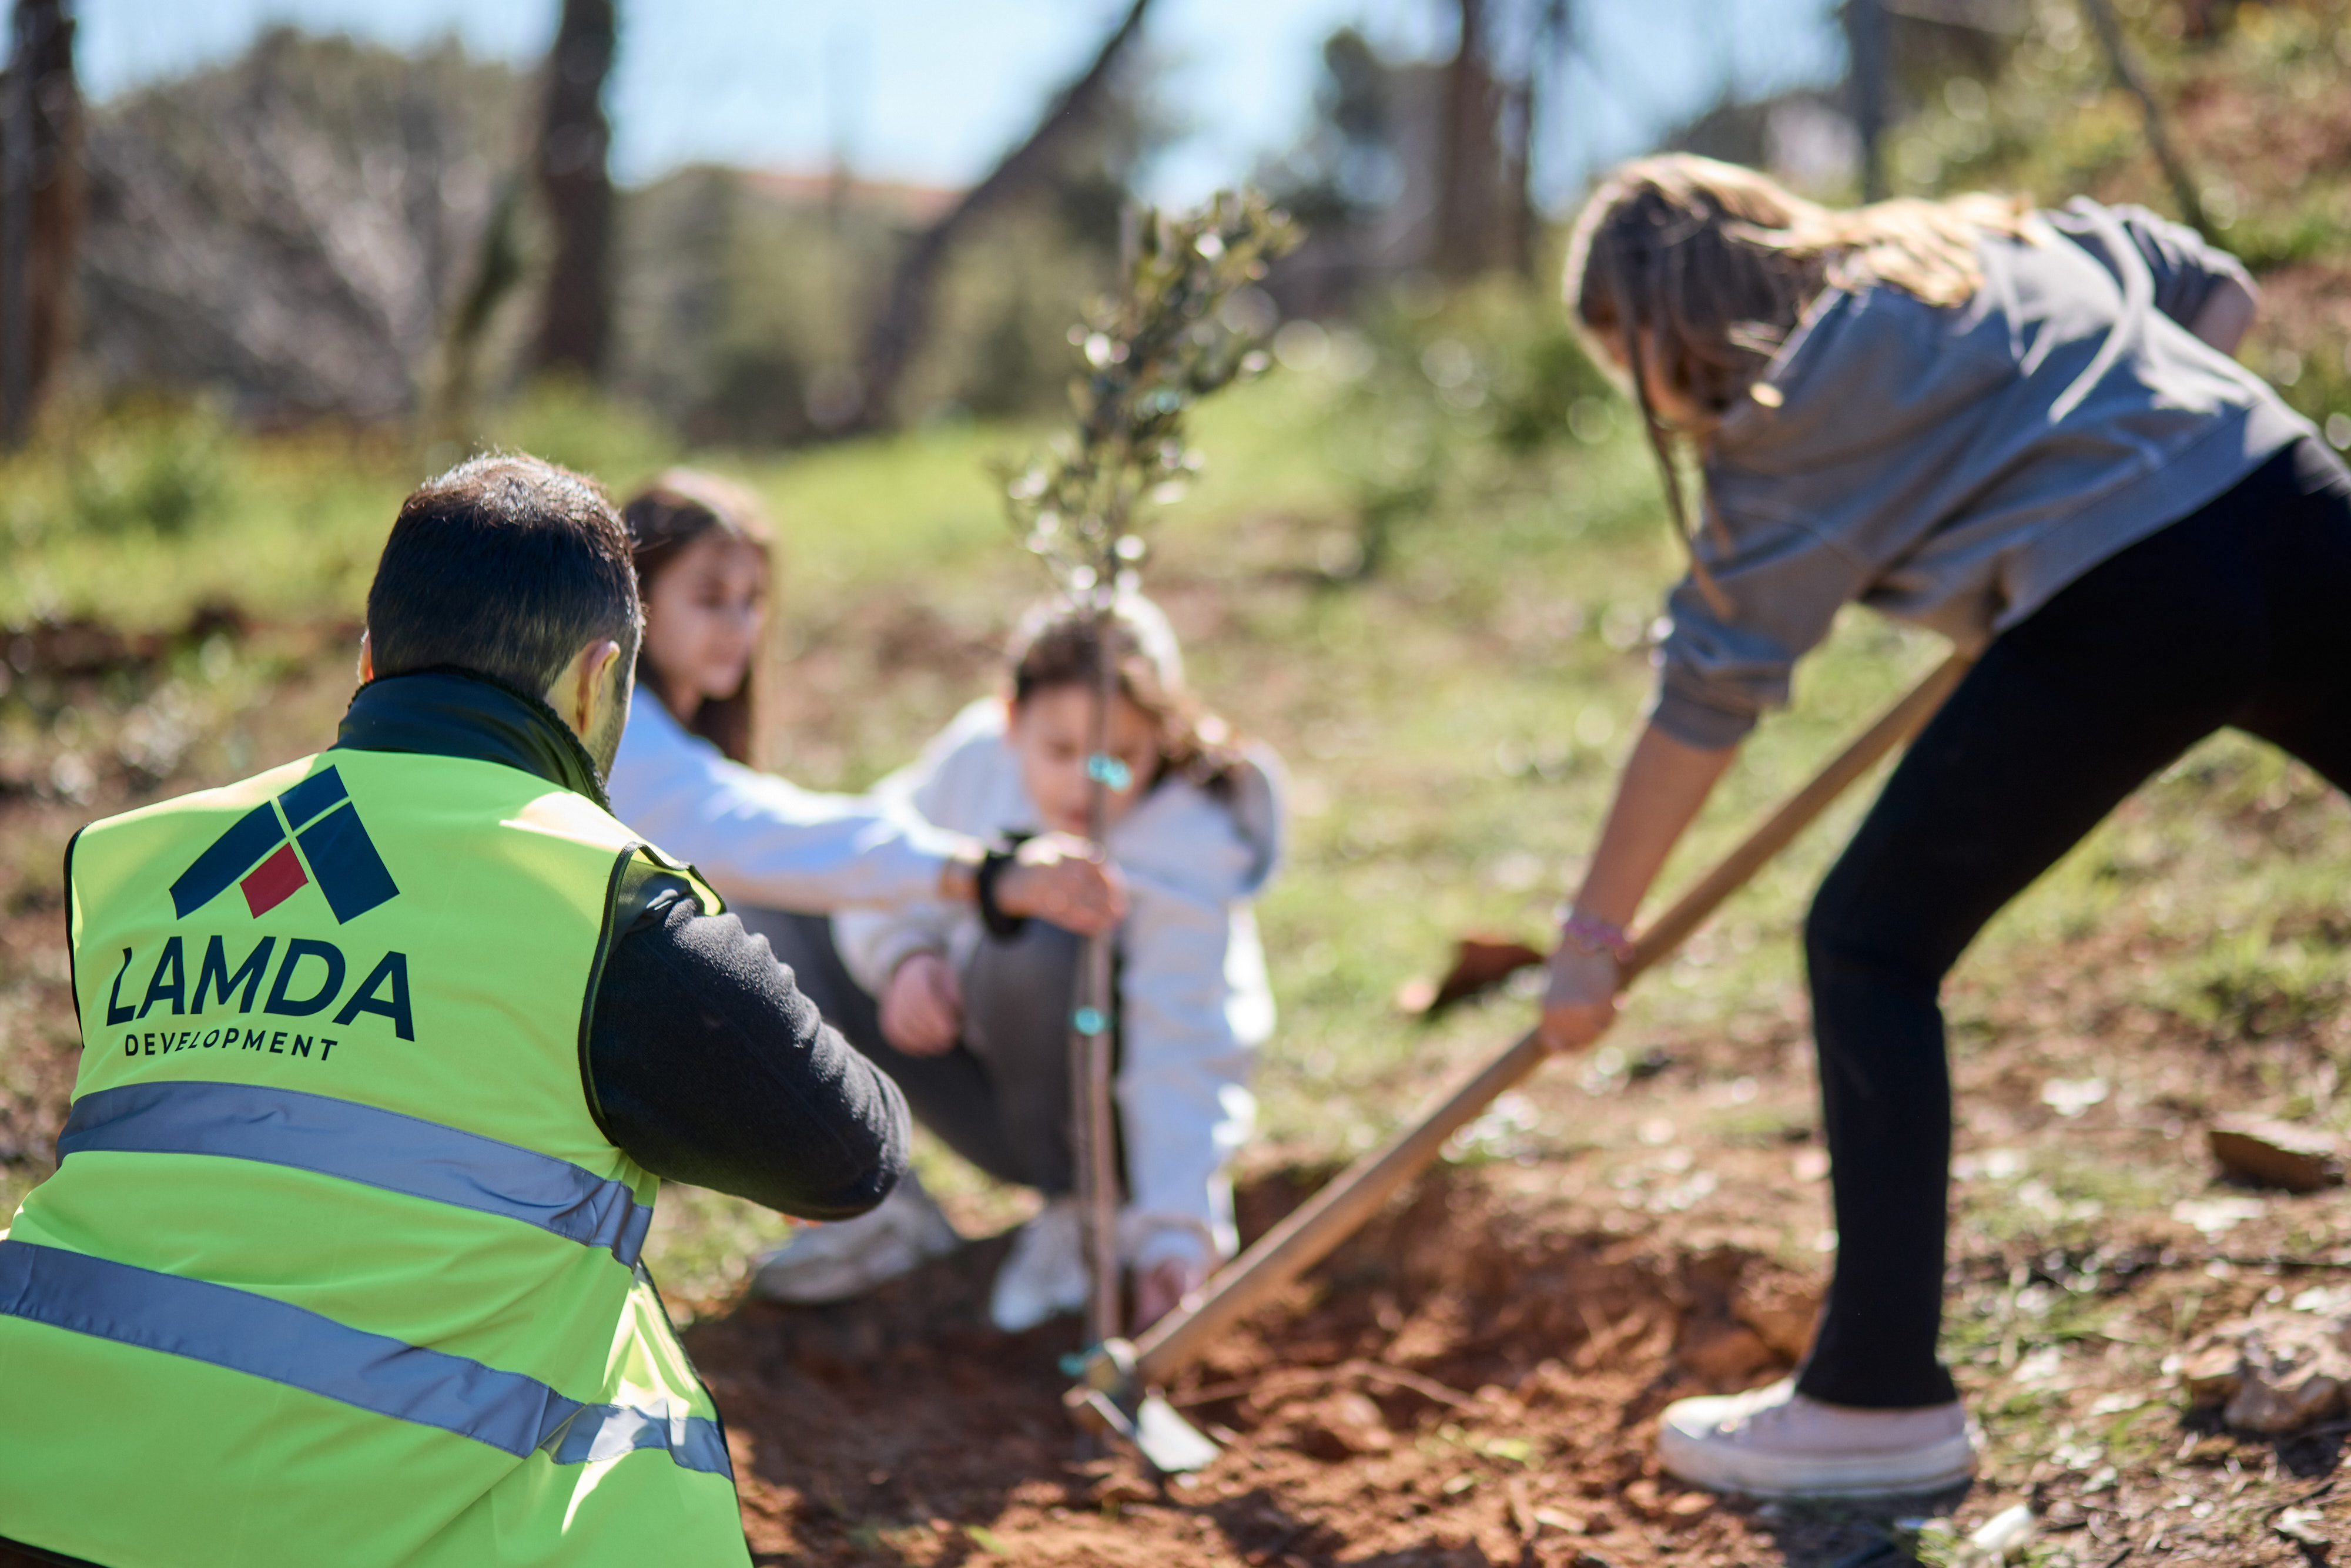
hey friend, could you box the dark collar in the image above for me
[333,666,613,812]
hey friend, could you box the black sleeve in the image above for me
[587,887,910,1220]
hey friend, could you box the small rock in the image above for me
[1287,1391,1393,1459]
[2172,1194,2268,1234]
[2041,1077,2109,1118]
[2178,1342,2244,1405]
[1087,1472,1156,1506]
[2181,1308,2351,1433]
[2209,1119,2343,1194]
[1953,1503,2036,1566]
[2275,1507,2329,1547]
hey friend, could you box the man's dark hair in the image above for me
[367,454,642,695]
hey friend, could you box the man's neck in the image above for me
[332,667,612,810]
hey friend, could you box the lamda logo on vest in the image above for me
[169,765,399,922]
[102,765,416,1061]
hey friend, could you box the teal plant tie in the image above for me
[1086,753,1133,791]
[1073,1006,1108,1037]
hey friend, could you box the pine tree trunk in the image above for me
[527,0,615,380]
[1,0,80,448]
[1433,0,1502,280]
[1496,57,1534,278]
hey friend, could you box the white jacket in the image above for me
[834,699,1283,1267]
[605,695,969,913]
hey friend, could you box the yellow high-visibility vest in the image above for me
[0,745,749,1567]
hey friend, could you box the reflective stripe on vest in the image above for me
[0,1240,730,1477]
[59,1080,654,1267]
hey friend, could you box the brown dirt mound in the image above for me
[686,1164,1900,1567]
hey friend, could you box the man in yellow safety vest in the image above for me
[0,455,916,1566]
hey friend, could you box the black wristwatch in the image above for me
[974,832,1034,940]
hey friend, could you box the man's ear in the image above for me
[357,631,374,685]
[545,638,628,742]
[574,639,625,734]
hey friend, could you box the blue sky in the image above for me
[76,1,1846,212]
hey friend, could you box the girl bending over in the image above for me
[1538,156,2340,1497]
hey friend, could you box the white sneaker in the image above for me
[989,1197,1092,1333]
[1656,1378,1977,1497]
[751,1172,960,1305]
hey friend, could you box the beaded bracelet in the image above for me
[1558,912,1634,964]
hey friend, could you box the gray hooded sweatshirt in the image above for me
[1653,199,2312,750]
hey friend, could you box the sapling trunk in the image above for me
[1075,584,1124,1344]
[999,188,1300,1356]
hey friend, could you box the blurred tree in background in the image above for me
[75,32,523,424]
[526,0,615,380]
[842,0,1156,434]
[7,0,2342,468]
[1263,1,1563,316]
[1,0,81,447]
[1872,0,2351,437]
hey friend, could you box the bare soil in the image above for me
[691,1094,2351,1567]
[699,1164,1853,1568]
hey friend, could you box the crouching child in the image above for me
[758,594,1282,1332]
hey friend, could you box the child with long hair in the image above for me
[1532,156,2345,1497]
[604,471,1125,1299]
[783,594,1283,1333]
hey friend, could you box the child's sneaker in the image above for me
[1655,1378,1976,1497]
[989,1198,1091,1333]
[751,1171,960,1305]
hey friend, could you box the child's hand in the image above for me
[1538,943,1619,1053]
[1134,1254,1208,1330]
[880,951,963,1056]
[994,833,1127,936]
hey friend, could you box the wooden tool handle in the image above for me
[1129,652,1971,1390]
[1619,652,1971,980]
[1131,1027,1548,1384]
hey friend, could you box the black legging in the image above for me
[1796,437,2351,1408]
